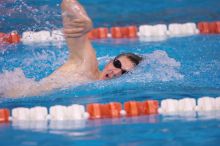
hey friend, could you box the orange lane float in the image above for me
[124,101,139,116]
[96,27,108,39]
[88,27,108,39]
[87,103,102,119]
[0,109,10,123]
[87,29,96,39]
[0,31,20,44]
[111,27,123,38]
[101,102,122,118]
[216,21,220,33]
[123,26,138,38]
[138,100,159,115]
[124,100,159,117]
[198,22,210,34]
[111,26,138,39]
[87,102,122,119]
[197,21,220,34]
[9,31,21,43]
[209,22,217,33]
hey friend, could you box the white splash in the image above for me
[0,50,183,98]
[0,68,38,98]
[131,50,184,82]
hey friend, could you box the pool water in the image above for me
[0,0,220,146]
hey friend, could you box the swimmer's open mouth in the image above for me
[105,74,109,78]
[105,73,114,79]
[105,73,118,79]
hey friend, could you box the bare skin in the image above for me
[4,0,136,98]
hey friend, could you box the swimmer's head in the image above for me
[100,53,143,80]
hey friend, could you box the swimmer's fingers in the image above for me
[73,22,85,27]
[64,21,85,27]
[64,18,93,36]
[64,18,92,27]
[63,27,87,38]
[72,18,90,24]
[64,18,91,25]
[63,28,84,34]
[64,33,85,38]
[72,18,92,30]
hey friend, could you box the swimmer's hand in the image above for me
[61,0,88,19]
[63,18,93,38]
[61,0,92,38]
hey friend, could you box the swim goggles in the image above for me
[113,59,128,74]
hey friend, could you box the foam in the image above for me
[0,67,90,98]
[0,50,183,98]
[0,68,38,98]
[135,50,184,82]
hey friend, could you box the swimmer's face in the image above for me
[100,56,135,80]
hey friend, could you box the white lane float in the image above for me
[138,24,168,42]
[196,96,216,111]
[22,30,52,43]
[29,106,48,121]
[21,29,65,44]
[67,104,88,120]
[49,104,88,121]
[168,22,198,36]
[12,107,30,121]
[178,98,196,112]
[139,24,168,37]
[215,97,220,110]
[49,105,67,121]
[51,29,65,41]
[35,31,51,42]
[158,99,179,114]
[21,31,35,43]
[182,23,199,35]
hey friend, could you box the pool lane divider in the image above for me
[0,96,219,123]
[19,21,220,43]
[1,21,219,45]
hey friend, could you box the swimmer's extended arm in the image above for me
[61,0,97,67]
[4,0,100,98]
[13,0,100,98]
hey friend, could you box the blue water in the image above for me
[0,0,220,146]
[1,0,220,32]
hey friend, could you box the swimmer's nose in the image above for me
[111,69,122,78]
[105,69,122,79]
[114,69,123,76]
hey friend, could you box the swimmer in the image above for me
[4,0,142,98]
[59,0,142,79]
